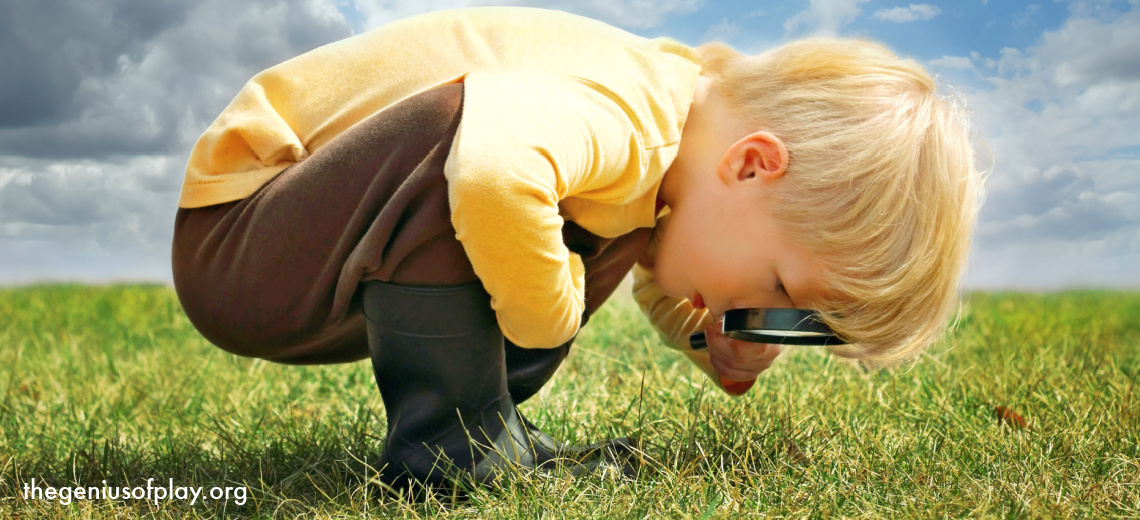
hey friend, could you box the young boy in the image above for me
[171,7,982,490]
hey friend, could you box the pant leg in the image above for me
[172,83,470,364]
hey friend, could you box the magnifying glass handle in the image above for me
[689,332,709,350]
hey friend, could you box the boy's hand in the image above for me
[704,322,782,396]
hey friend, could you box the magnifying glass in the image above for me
[689,308,846,349]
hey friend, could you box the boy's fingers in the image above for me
[705,329,784,393]
[713,338,780,366]
[709,354,760,382]
[720,376,756,396]
[757,342,783,363]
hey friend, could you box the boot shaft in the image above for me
[362,281,510,445]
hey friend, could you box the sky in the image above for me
[0,0,1137,289]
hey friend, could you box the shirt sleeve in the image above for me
[632,217,720,382]
[445,72,649,348]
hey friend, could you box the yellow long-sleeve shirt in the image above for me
[180,6,712,357]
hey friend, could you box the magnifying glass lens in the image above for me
[749,330,829,337]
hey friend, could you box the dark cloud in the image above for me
[0,0,356,285]
[0,155,181,226]
[982,166,1091,220]
[0,0,352,159]
[0,115,183,159]
[0,176,113,226]
[977,166,1136,246]
[1027,203,1133,242]
[0,0,190,128]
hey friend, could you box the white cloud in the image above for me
[967,234,1140,290]
[929,55,976,71]
[348,0,703,31]
[872,4,942,23]
[784,0,870,37]
[1042,18,1140,88]
[1012,3,1040,28]
[1067,0,1131,20]
[536,0,704,29]
[700,18,740,44]
[951,9,1140,289]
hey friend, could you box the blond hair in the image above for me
[698,39,985,363]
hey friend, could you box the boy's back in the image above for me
[180,7,700,210]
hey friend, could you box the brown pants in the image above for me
[172,83,651,365]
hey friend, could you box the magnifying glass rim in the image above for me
[689,308,847,348]
[727,307,835,334]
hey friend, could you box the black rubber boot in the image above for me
[504,339,639,461]
[505,341,570,405]
[361,280,633,495]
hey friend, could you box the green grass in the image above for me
[1,285,1138,518]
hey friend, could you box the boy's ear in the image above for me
[718,131,788,184]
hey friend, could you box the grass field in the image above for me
[1,284,1138,518]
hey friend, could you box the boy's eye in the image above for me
[776,280,787,295]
